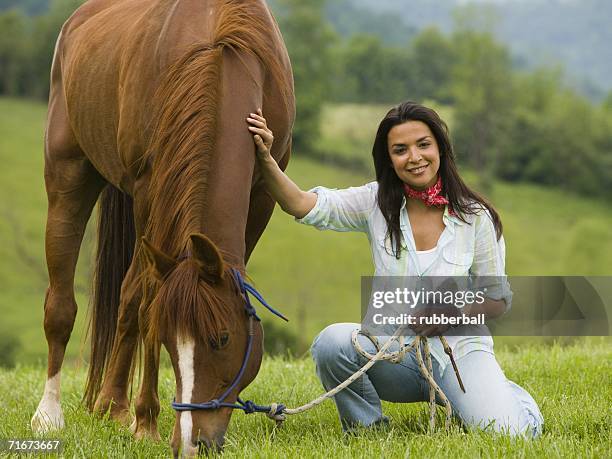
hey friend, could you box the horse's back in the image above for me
[57,0,170,188]
[55,0,289,192]
[57,1,216,185]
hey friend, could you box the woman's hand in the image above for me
[409,305,462,337]
[247,108,274,160]
[244,108,318,218]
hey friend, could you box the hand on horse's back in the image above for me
[246,109,317,219]
[247,108,274,161]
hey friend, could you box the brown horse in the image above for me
[30,0,294,455]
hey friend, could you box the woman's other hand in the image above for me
[247,108,274,160]
[409,305,461,337]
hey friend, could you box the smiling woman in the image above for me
[388,122,441,187]
[247,100,543,436]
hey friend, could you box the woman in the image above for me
[246,102,543,437]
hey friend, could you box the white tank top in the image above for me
[416,245,438,273]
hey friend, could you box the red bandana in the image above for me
[403,176,455,215]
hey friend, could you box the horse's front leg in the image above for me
[132,338,162,441]
[31,111,106,433]
[92,262,142,425]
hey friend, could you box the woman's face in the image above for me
[387,120,440,190]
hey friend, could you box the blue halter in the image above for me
[171,268,287,417]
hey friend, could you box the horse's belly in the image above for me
[60,0,224,191]
[60,0,170,190]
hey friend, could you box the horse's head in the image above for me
[141,233,263,455]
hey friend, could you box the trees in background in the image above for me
[0,9,27,95]
[275,0,336,154]
[332,34,408,104]
[0,0,48,15]
[0,0,610,198]
[409,27,455,104]
[0,0,83,99]
[500,70,612,196]
[329,27,456,105]
[449,28,515,192]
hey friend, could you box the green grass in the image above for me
[1,96,611,362]
[0,98,611,457]
[0,339,610,457]
[0,98,94,364]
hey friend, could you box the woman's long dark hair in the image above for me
[373,101,503,259]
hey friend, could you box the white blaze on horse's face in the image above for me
[176,335,198,457]
[31,372,64,433]
[144,234,265,454]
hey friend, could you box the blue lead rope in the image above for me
[172,398,286,417]
[231,268,289,322]
[171,269,287,417]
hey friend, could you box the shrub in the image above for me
[0,328,21,368]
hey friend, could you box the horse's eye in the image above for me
[211,332,229,350]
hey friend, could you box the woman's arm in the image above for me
[410,298,507,337]
[470,210,513,316]
[463,298,507,320]
[247,109,317,218]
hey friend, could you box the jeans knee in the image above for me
[498,414,544,439]
[509,381,544,439]
[488,404,544,439]
[311,323,357,368]
[521,407,544,438]
[461,380,544,439]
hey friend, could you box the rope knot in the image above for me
[209,399,221,409]
[242,400,256,414]
[266,403,286,423]
[245,304,258,318]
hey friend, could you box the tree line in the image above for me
[278,0,612,198]
[1,0,611,198]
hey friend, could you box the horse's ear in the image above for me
[141,237,176,279]
[190,233,224,282]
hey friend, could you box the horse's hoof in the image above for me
[92,396,111,415]
[129,417,137,434]
[134,424,161,442]
[31,401,65,434]
[94,396,131,426]
[180,443,199,458]
[111,407,132,427]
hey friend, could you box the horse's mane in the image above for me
[140,1,291,341]
[143,2,291,257]
[143,260,236,345]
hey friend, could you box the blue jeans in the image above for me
[311,323,544,437]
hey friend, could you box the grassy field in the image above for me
[0,98,611,457]
[0,97,611,362]
[0,339,610,457]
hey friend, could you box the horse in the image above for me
[29,0,294,455]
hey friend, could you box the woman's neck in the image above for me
[405,197,444,215]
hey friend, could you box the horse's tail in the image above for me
[84,184,135,410]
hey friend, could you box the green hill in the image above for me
[0,97,611,364]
